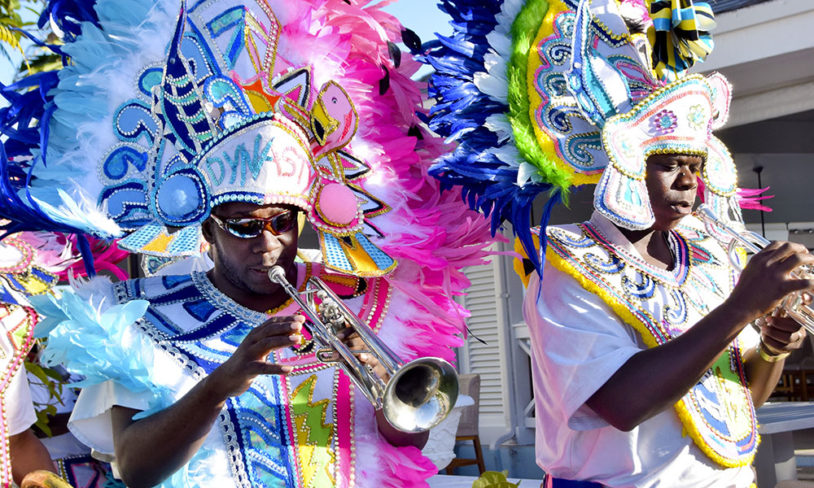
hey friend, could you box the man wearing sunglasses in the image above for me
[32,35,448,488]
[43,179,435,488]
[85,198,427,488]
[36,121,441,486]
[27,1,484,485]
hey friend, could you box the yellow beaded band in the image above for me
[758,341,790,363]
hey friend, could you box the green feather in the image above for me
[507,0,573,203]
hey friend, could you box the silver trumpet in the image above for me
[268,265,459,433]
[696,204,814,333]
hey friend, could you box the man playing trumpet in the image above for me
[424,0,814,486]
[22,1,492,487]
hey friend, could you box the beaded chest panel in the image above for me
[113,264,390,487]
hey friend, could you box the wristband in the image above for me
[758,341,790,363]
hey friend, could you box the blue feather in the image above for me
[423,0,574,280]
[0,1,114,275]
[38,0,100,42]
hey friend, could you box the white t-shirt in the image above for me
[2,304,37,437]
[523,216,757,488]
[6,366,37,437]
[27,370,92,460]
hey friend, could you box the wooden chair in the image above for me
[445,373,486,475]
[774,335,814,401]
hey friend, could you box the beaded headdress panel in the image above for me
[111,2,398,276]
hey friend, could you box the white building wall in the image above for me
[457,232,535,447]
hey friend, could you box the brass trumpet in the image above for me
[268,265,459,433]
[696,204,814,333]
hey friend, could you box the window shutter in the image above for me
[457,251,515,443]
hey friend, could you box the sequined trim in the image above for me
[191,271,267,325]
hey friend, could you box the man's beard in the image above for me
[219,256,276,297]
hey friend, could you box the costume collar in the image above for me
[190,262,312,323]
[587,211,637,256]
[585,211,690,287]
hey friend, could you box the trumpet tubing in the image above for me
[268,265,459,433]
[696,204,814,333]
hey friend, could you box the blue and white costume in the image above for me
[36,262,433,488]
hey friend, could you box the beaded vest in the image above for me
[111,262,391,487]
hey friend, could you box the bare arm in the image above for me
[111,379,226,488]
[111,315,303,488]
[10,429,55,485]
[587,241,814,431]
[743,349,784,408]
[586,300,752,431]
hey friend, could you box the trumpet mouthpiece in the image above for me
[268,265,287,284]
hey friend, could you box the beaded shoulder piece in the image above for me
[545,216,758,467]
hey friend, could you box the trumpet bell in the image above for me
[383,357,459,433]
[268,264,460,433]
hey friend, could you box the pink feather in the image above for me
[270,1,496,480]
[736,187,774,212]
[16,232,130,281]
[696,177,774,213]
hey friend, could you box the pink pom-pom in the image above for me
[317,183,358,225]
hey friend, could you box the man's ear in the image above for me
[201,218,215,244]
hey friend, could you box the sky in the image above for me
[1,23,30,86]
[381,0,452,78]
[381,0,451,45]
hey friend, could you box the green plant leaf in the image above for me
[471,471,520,488]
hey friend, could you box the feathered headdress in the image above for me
[31,0,405,277]
[425,0,743,275]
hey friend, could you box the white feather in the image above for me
[28,187,122,237]
[485,144,522,168]
[475,0,523,105]
[494,0,525,35]
[484,113,514,143]
[474,70,508,104]
[517,161,542,186]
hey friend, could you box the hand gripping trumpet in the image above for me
[268,265,459,433]
[696,204,814,333]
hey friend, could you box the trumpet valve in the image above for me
[317,300,345,332]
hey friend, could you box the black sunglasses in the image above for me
[210,211,297,239]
